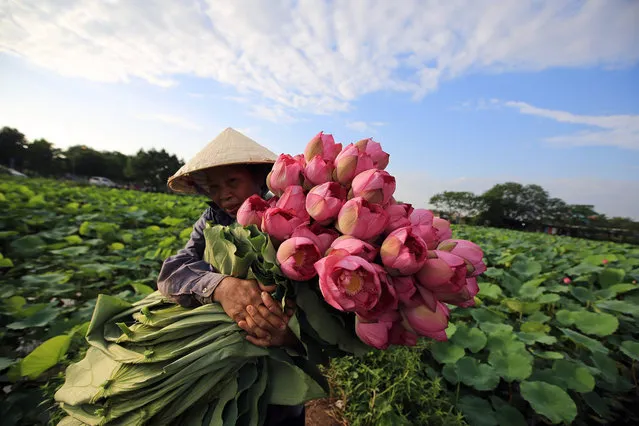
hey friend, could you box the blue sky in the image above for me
[1,0,638,218]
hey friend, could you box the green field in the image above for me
[1,177,638,426]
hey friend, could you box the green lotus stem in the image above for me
[141,306,152,318]
[116,322,134,338]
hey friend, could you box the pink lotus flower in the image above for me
[327,235,378,262]
[276,185,309,221]
[350,169,396,205]
[261,207,308,242]
[304,131,342,163]
[563,277,572,284]
[401,297,450,341]
[356,265,399,321]
[354,138,390,170]
[385,203,413,234]
[267,154,304,196]
[602,259,609,265]
[380,226,428,275]
[355,317,394,349]
[437,239,486,277]
[276,236,322,281]
[389,321,418,346]
[304,155,333,186]
[306,182,347,222]
[337,197,388,240]
[236,195,270,229]
[416,251,478,307]
[410,209,438,248]
[393,275,418,306]
[334,144,375,185]
[433,217,452,242]
[314,251,383,312]
[291,223,339,255]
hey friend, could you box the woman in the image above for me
[157,128,305,425]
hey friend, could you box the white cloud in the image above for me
[346,121,385,133]
[390,170,639,219]
[503,101,639,149]
[187,92,204,98]
[134,113,202,131]
[1,0,637,120]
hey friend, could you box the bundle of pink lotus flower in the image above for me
[237,132,486,350]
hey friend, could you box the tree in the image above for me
[479,182,550,226]
[126,149,183,191]
[24,139,55,176]
[430,191,483,219]
[0,127,28,170]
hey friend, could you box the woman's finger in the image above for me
[246,335,270,347]
[260,292,285,318]
[244,312,270,339]
[246,305,282,332]
[257,283,277,293]
[257,303,286,330]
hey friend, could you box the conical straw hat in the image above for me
[168,127,278,194]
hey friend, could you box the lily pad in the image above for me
[7,305,60,329]
[571,311,618,337]
[520,381,577,424]
[595,300,639,317]
[430,341,465,364]
[552,360,595,392]
[598,268,625,288]
[457,396,498,426]
[488,348,533,382]
[530,350,564,360]
[619,341,639,362]
[478,283,503,300]
[511,258,542,279]
[537,293,560,304]
[19,335,72,379]
[558,328,608,354]
[491,396,527,426]
[451,325,487,353]
[459,358,500,391]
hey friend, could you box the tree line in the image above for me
[0,126,183,192]
[429,183,639,241]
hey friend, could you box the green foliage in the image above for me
[326,345,466,426]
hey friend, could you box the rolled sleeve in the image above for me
[157,209,228,307]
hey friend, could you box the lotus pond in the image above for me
[1,177,638,425]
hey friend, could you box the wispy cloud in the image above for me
[249,105,297,124]
[187,92,204,98]
[134,113,202,131]
[2,1,637,119]
[346,121,386,133]
[503,101,639,149]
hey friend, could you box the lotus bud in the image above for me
[276,237,322,281]
[334,144,375,185]
[327,235,378,262]
[306,182,347,222]
[267,154,304,196]
[336,197,388,241]
[276,185,309,221]
[304,131,342,163]
[385,202,413,234]
[261,207,308,242]
[354,138,390,170]
[350,169,396,205]
[236,195,270,229]
[380,226,428,275]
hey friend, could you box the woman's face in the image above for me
[203,165,262,217]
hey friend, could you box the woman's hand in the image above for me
[213,277,287,340]
[239,298,298,348]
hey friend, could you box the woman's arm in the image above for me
[157,209,228,307]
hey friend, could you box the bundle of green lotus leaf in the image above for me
[55,223,368,425]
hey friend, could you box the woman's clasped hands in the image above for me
[213,277,297,347]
